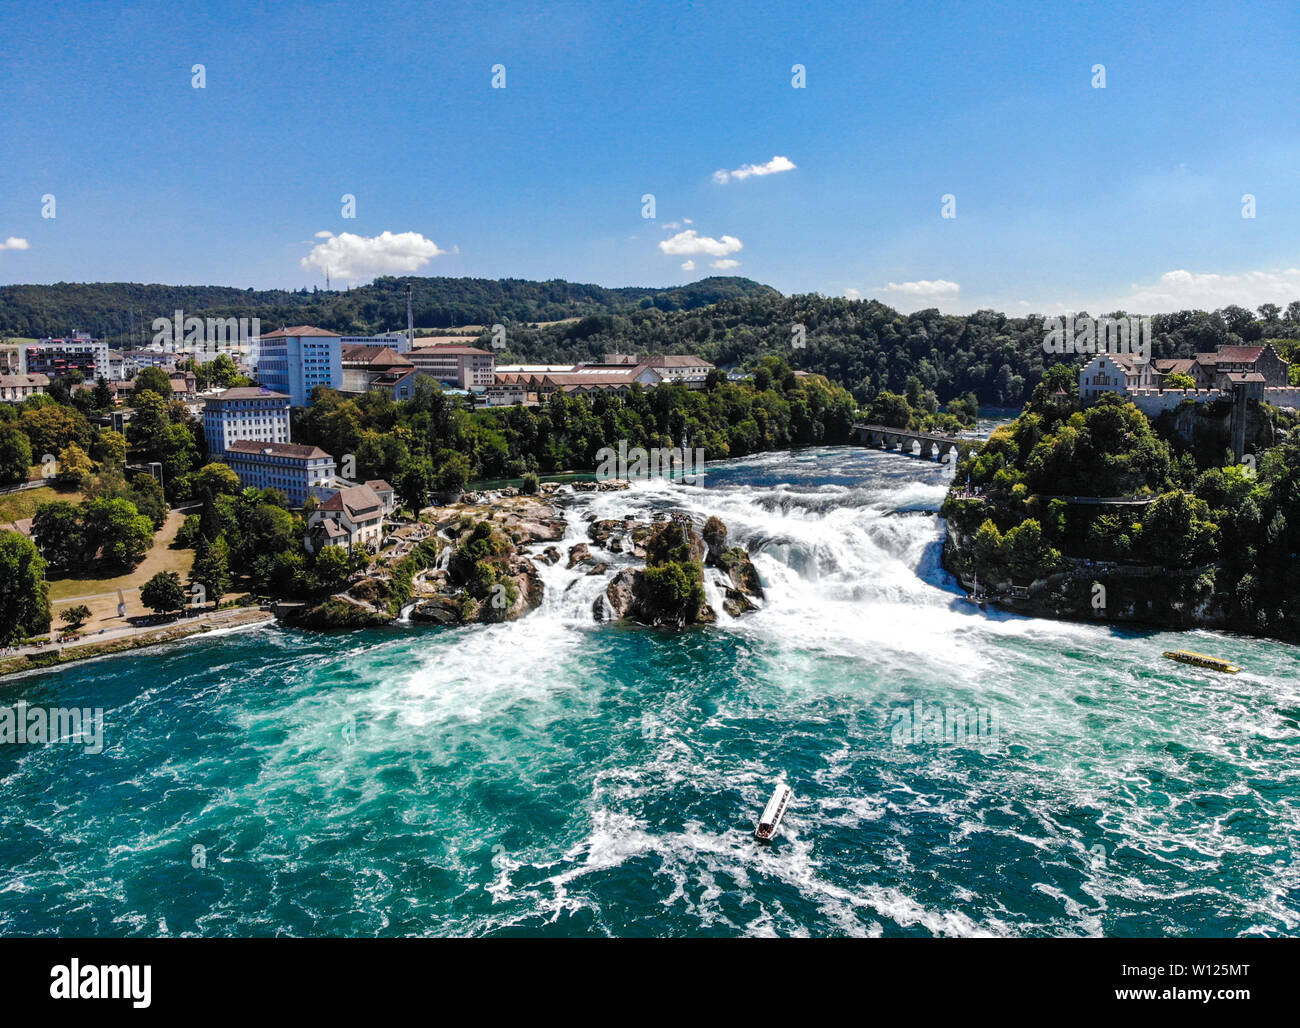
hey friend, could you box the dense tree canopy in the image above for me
[0,531,50,644]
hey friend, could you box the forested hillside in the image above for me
[0,276,779,341]
[487,297,1300,406]
[4,275,1300,407]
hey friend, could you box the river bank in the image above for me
[0,607,275,682]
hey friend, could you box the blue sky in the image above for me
[2,0,1299,314]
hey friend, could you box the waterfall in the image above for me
[702,569,734,622]
[527,502,621,624]
[422,450,975,651]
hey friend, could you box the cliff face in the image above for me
[1160,398,1276,466]
[942,525,1227,630]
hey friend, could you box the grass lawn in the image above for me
[0,484,84,523]
[47,509,194,604]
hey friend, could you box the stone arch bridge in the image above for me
[850,423,979,462]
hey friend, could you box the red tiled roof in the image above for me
[317,484,383,518]
[258,326,340,339]
[226,440,332,459]
[541,372,640,386]
[340,345,414,366]
[212,386,289,400]
[639,354,714,369]
[1214,346,1265,362]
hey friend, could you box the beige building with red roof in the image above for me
[340,345,418,401]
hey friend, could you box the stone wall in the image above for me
[1122,386,1300,416]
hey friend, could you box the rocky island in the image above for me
[282,482,764,631]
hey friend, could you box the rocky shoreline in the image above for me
[283,482,765,631]
[942,522,1228,632]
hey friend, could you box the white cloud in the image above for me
[879,279,961,297]
[658,229,743,258]
[1120,267,1300,312]
[680,260,695,271]
[662,221,682,231]
[844,288,861,300]
[710,259,741,270]
[0,237,30,251]
[314,230,334,239]
[301,230,446,281]
[712,155,797,184]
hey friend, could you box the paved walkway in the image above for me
[1,606,270,661]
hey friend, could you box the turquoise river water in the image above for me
[1,446,1298,936]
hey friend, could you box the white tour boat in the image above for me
[754,782,792,843]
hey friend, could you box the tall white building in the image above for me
[224,441,336,507]
[203,386,291,457]
[255,326,342,406]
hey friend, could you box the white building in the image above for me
[305,483,387,552]
[224,441,336,507]
[408,345,496,389]
[1080,346,1295,409]
[255,326,342,406]
[0,343,24,374]
[26,334,110,380]
[482,381,530,406]
[203,386,291,457]
[1077,353,1157,402]
[637,354,715,388]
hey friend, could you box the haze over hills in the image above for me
[3,275,1299,407]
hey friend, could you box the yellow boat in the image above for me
[1162,650,1241,674]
